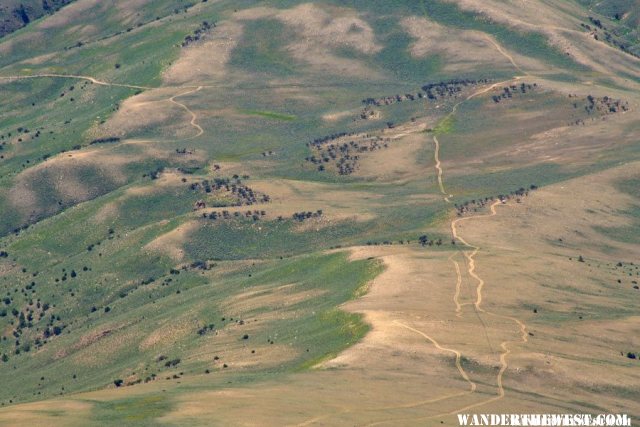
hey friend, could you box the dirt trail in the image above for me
[0,73,152,90]
[168,86,204,139]
[483,35,525,74]
[0,73,205,143]
[362,64,532,424]
[394,321,477,393]
[433,135,453,202]
[450,201,529,408]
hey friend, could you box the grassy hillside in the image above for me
[0,0,638,424]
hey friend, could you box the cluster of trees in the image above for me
[143,167,164,180]
[309,131,352,146]
[366,240,403,246]
[1,289,65,358]
[176,147,195,155]
[187,260,215,271]
[203,209,267,222]
[582,94,628,114]
[362,238,450,247]
[567,93,629,126]
[181,21,215,48]
[362,78,491,107]
[1,125,47,146]
[189,176,270,206]
[418,235,444,246]
[197,324,216,336]
[454,185,538,216]
[491,83,538,103]
[306,135,391,175]
[582,17,639,58]
[359,106,380,120]
[89,136,120,145]
[291,210,323,222]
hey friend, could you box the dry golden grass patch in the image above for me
[403,16,513,73]
[163,21,244,85]
[235,3,384,79]
[0,399,91,427]
[322,109,359,122]
[143,220,199,261]
[355,133,429,181]
[221,283,327,315]
[97,88,199,139]
[139,316,198,351]
[70,328,145,368]
[446,0,640,84]
[7,140,199,217]
[249,178,382,220]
